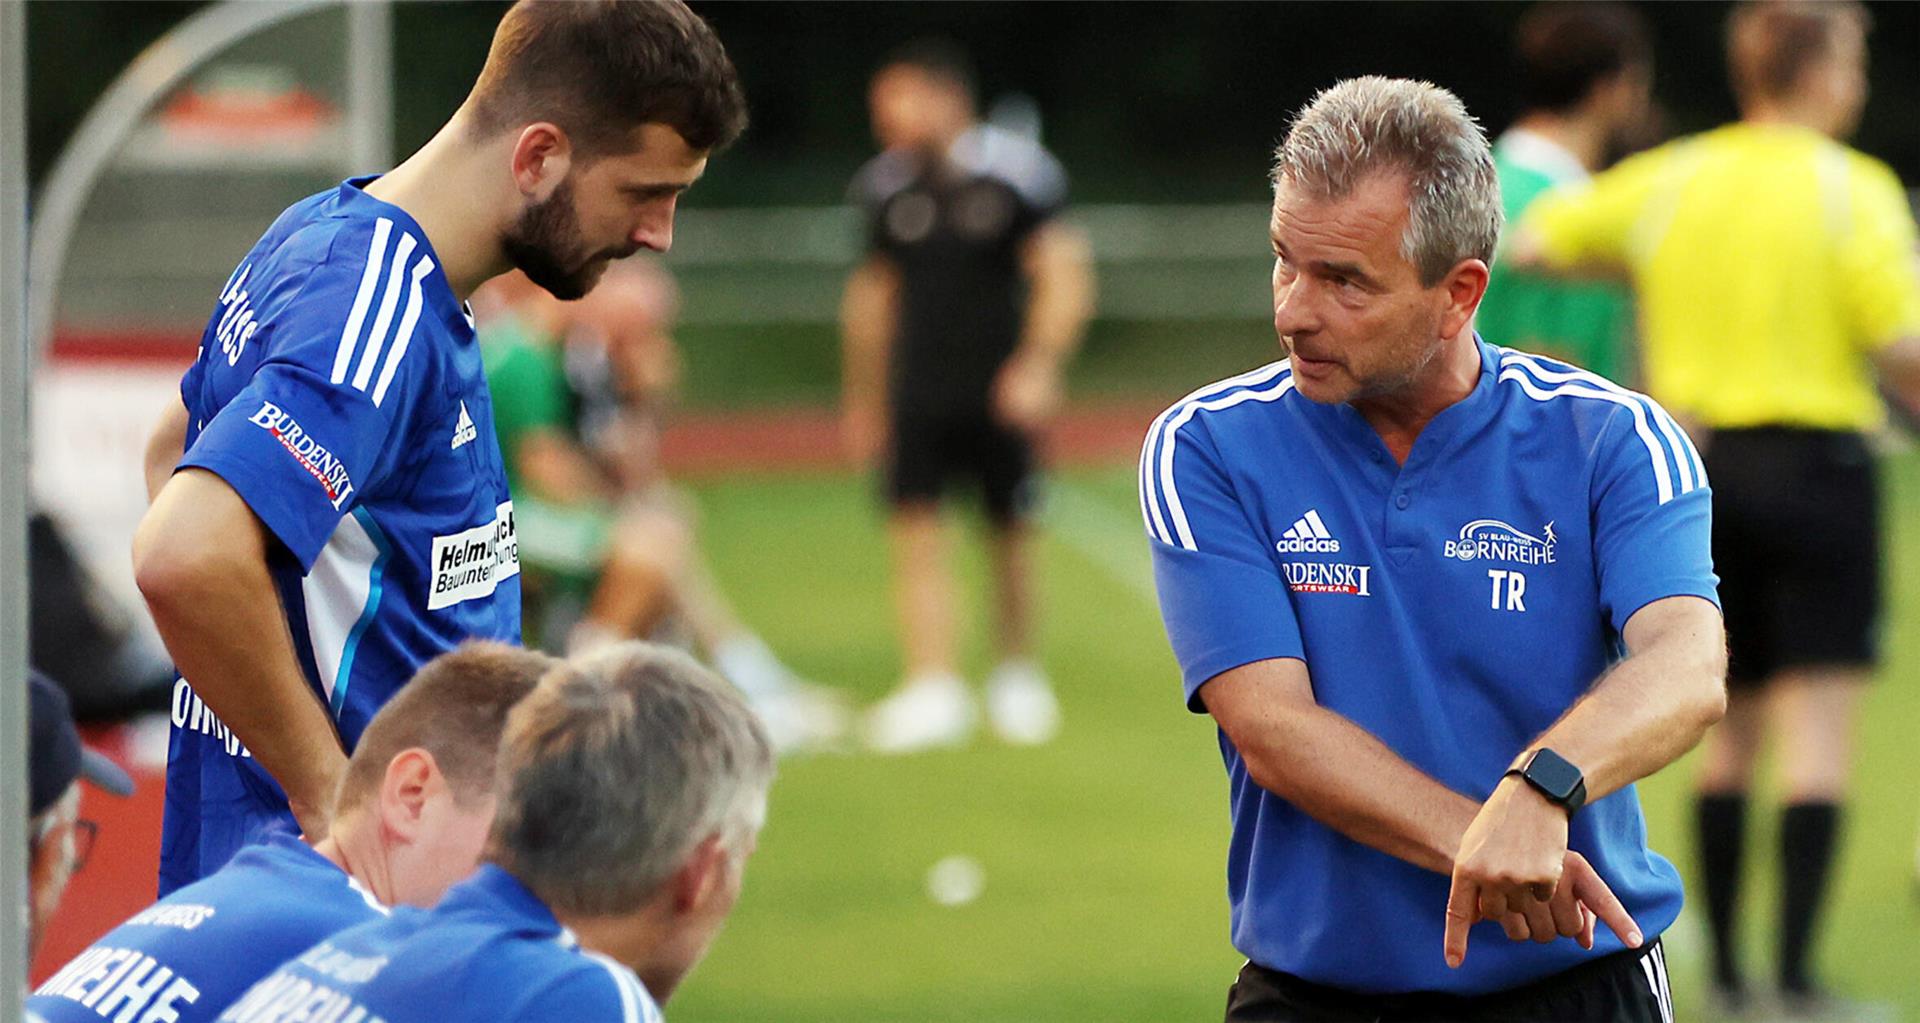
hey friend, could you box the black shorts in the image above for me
[884,411,1038,525]
[1704,427,1881,686]
[1224,941,1674,1023]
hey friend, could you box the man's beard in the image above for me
[502,179,613,301]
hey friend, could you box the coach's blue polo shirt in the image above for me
[219,866,663,1023]
[1141,338,1717,996]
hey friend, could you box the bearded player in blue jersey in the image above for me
[28,643,552,1023]
[1142,77,1727,1021]
[133,0,746,894]
[217,643,774,1023]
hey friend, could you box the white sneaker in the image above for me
[985,660,1060,746]
[749,682,852,756]
[862,674,975,754]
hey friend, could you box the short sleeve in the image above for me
[1140,413,1304,711]
[1525,144,1673,273]
[1839,161,1920,351]
[1590,400,1720,635]
[179,222,439,570]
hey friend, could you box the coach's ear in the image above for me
[511,122,573,201]
[1437,257,1491,339]
[378,748,440,841]
[667,833,731,916]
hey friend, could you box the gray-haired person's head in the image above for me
[486,642,775,916]
[1270,76,1503,285]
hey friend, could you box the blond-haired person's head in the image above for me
[320,641,556,907]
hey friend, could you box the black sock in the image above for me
[1779,801,1842,995]
[1695,793,1748,992]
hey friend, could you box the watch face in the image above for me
[1528,750,1583,800]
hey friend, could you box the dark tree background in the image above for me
[28,1,1920,205]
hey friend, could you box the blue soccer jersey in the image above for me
[1140,338,1718,996]
[162,177,521,893]
[30,831,385,1023]
[217,866,663,1023]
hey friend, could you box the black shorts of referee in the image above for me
[1705,427,1881,686]
[1226,941,1674,1022]
[884,407,1040,527]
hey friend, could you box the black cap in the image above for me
[29,670,135,817]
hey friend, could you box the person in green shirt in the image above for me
[479,261,847,752]
[1478,2,1652,382]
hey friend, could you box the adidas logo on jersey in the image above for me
[451,401,477,450]
[1275,509,1341,553]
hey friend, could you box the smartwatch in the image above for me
[1507,747,1587,816]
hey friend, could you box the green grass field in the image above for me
[665,451,1920,1022]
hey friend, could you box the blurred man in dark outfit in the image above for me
[842,41,1093,753]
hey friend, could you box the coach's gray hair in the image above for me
[1271,76,1503,286]
[486,642,775,917]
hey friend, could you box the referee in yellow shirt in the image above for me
[1514,2,1920,1013]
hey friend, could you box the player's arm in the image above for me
[143,396,191,502]
[1200,660,1479,875]
[995,222,1095,432]
[839,255,898,464]
[133,468,349,838]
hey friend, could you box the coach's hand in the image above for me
[1443,777,1642,967]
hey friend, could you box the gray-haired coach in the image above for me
[1141,77,1727,1022]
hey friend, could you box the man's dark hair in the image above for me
[878,38,977,105]
[466,0,747,156]
[1727,1,1869,106]
[1515,3,1652,114]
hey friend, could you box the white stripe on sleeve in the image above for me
[1497,363,1678,505]
[371,255,436,408]
[351,231,419,392]
[1138,361,1291,546]
[1500,352,1701,502]
[1159,373,1297,551]
[333,218,393,385]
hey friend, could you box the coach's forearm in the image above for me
[1247,706,1479,875]
[1528,596,1726,801]
[134,470,348,828]
[1205,663,1479,875]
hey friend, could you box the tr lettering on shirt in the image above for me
[35,946,201,1023]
